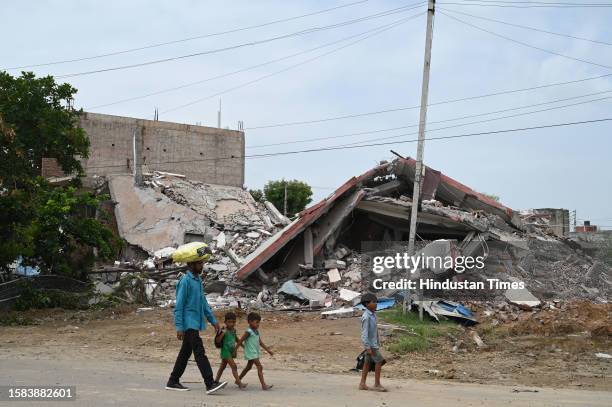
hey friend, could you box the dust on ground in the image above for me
[1,302,610,391]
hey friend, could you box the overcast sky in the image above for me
[2,1,611,228]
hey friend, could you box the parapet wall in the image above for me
[79,112,245,187]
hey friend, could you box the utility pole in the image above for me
[407,0,436,320]
[217,98,222,128]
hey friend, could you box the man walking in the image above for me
[165,243,227,394]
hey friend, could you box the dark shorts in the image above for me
[365,348,384,365]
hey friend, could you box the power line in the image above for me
[335,94,612,147]
[159,12,425,115]
[439,11,612,70]
[85,117,612,168]
[88,8,423,110]
[4,0,372,70]
[243,117,612,159]
[244,72,612,130]
[451,0,612,5]
[440,8,612,46]
[54,3,425,79]
[438,1,612,8]
[463,0,612,6]
[247,89,612,148]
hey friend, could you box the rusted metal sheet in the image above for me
[421,168,441,201]
[395,157,515,220]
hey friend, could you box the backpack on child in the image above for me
[214,330,224,349]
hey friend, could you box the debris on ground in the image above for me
[77,158,610,317]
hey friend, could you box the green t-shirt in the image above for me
[243,327,261,360]
[220,329,237,360]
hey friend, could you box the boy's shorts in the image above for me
[365,348,384,365]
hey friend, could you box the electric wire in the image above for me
[244,73,612,130]
[4,0,372,70]
[247,89,612,148]
[438,11,612,70]
[53,3,426,79]
[84,117,612,168]
[159,12,425,115]
[439,8,612,46]
[88,7,424,110]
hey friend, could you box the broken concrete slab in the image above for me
[162,178,261,227]
[108,175,215,254]
[471,331,485,348]
[215,232,226,249]
[225,248,244,266]
[321,307,357,319]
[278,280,330,305]
[334,246,350,259]
[206,264,229,273]
[345,268,362,283]
[339,288,361,303]
[327,268,341,284]
[504,286,541,310]
[419,239,456,274]
[154,247,176,260]
[264,200,290,226]
[325,259,346,270]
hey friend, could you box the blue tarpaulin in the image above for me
[12,256,40,277]
[356,297,395,311]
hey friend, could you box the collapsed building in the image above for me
[95,157,611,312]
[233,157,610,307]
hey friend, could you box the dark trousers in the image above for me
[169,329,214,388]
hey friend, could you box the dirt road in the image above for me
[2,356,611,407]
[2,305,610,391]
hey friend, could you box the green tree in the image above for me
[0,72,117,278]
[0,71,89,186]
[263,179,312,217]
[249,188,263,202]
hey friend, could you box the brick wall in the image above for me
[41,157,66,178]
[78,112,245,187]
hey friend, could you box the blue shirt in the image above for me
[174,271,217,332]
[361,309,379,350]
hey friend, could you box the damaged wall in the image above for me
[79,112,245,187]
[108,175,217,255]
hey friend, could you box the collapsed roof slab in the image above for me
[393,157,522,227]
[357,197,475,232]
[236,162,392,280]
[236,158,531,280]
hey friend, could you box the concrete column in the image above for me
[304,227,313,268]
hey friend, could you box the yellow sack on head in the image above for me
[172,242,212,264]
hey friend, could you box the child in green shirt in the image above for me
[236,312,274,390]
[214,312,247,389]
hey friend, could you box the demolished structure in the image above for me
[94,157,610,312]
[233,157,611,308]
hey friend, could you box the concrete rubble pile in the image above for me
[94,159,611,315]
[91,171,290,307]
[227,157,611,314]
